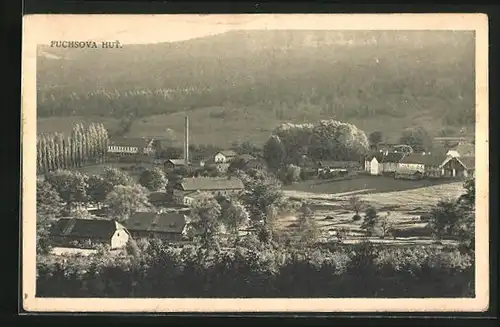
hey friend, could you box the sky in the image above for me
[24,14,483,45]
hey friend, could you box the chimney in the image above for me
[184,116,189,166]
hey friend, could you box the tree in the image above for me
[279,164,301,184]
[188,195,223,250]
[399,127,431,153]
[86,175,111,209]
[219,197,250,243]
[102,167,135,187]
[139,167,167,191]
[45,170,89,211]
[263,135,286,170]
[379,213,394,239]
[368,131,383,147]
[37,178,65,218]
[104,184,151,221]
[296,203,319,246]
[240,174,284,225]
[428,199,463,239]
[348,195,365,219]
[361,206,379,236]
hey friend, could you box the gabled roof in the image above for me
[318,160,360,168]
[148,192,170,203]
[178,177,245,191]
[50,218,125,239]
[365,153,384,162]
[235,154,256,162]
[109,137,153,148]
[217,150,238,157]
[399,153,448,167]
[381,152,406,163]
[164,159,187,166]
[127,212,187,234]
[459,156,475,169]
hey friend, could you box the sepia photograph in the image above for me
[22,14,489,312]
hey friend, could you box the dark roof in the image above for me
[109,137,152,148]
[218,150,238,157]
[318,161,360,168]
[148,192,170,203]
[235,154,256,162]
[366,153,384,162]
[50,218,124,239]
[399,153,448,166]
[381,152,406,163]
[459,156,475,169]
[126,212,187,234]
[178,177,245,191]
[164,159,187,166]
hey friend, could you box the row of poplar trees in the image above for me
[37,123,109,174]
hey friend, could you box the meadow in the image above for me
[280,177,465,245]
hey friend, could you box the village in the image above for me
[40,115,476,257]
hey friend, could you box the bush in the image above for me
[36,243,474,298]
[352,214,362,221]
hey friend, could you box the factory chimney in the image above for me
[184,116,189,166]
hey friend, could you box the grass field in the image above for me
[281,177,465,245]
[37,103,472,148]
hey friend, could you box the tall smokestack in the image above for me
[184,116,189,166]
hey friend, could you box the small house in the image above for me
[364,153,384,175]
[108,137,155,156]
[446,141,475,158]
[148,191,170,208]
[214,150,238,163]
[172,177,245,206]
[50,218,130,250]
[164,159,188,171]
[229,154,266,171]
[397,153,469,179]
[126,211,191,242]
[380,152,406,173]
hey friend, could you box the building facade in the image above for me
[172,177,245,206]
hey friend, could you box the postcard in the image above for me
[22,13,489,312]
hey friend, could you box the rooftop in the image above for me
[178,177,245,191]
[50,218,125,239]
[126,212,188,234]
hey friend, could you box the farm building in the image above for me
[396,153,470,179]
[364,153,384,175]
[148,191,170,208]
[126,211,191,242]
[49,218,130,250]
[164,159,188,171]
[459,156,476,177]
[214,150,238,163]
[229,154,266,171]
[380,152,407,173]
[172,177,245,206]
[317,160,361,173]
[108,137,155,156]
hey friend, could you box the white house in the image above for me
[214,150,238,163]
[365,153,383,175]
[108,137,155,156]
[50,218,130,250]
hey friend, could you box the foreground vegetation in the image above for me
[36,240,474,298]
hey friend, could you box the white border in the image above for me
[22,13,489,312]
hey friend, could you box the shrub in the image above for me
[352,214,362,221]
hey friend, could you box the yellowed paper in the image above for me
[23,13,489,312]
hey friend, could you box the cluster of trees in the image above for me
[263,120,369,170]
[37,123,108,174]
[36,240,474,298]
[37,167,153,222]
